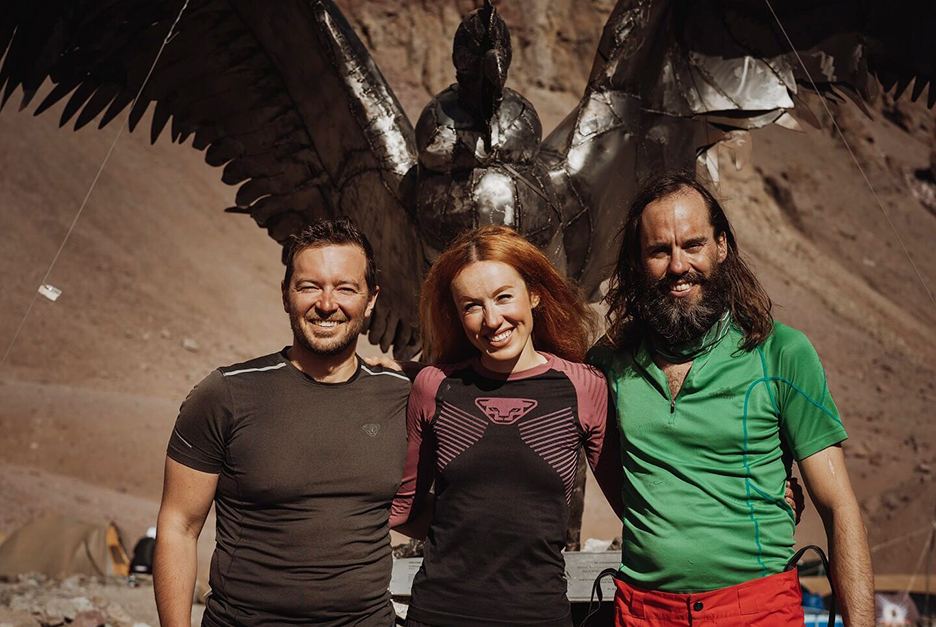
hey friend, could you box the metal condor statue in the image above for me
[1,0,933,358]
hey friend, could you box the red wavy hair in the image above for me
[420,226,597,364]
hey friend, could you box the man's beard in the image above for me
[633,262,731,345]
[289,309,366,356]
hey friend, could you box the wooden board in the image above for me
[390,551,621,602]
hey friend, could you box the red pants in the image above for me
[613,570,805,626]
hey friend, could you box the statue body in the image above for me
[414,84,561,256]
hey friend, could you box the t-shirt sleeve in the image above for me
[774,329,848,461]
[390,367,442,528]
[166,369,232,474]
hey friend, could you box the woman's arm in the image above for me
[587,404,626,521]
[392,493,435,540]
[389,367,442,535]
[568,364,625,520]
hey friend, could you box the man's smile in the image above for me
[308,318,346,331]
[668,280,697,298]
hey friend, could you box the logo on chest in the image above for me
[361,423,380,437]
[474,397,538,425]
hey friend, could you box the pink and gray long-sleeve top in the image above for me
[391,352,624,627]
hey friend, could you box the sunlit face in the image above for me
[450,260,541,373]
[635,188,730,344]
[639,189,727,303]
[282,244,377,356]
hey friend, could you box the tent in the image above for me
[0,515,129,578]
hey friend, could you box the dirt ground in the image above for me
[1,1,935,624]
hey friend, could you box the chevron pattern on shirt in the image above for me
[435,401,489,471]
[517,406,579,503]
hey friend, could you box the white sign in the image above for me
[38,284,62,302]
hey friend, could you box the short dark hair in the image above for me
[604,170,773,351]
[282,218,377,293]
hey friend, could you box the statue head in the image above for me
[452,0,512,120]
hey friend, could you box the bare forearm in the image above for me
[153,529,199,627]
[825,504,874,627]
[799,446,873,626]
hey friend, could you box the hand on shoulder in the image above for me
[362,355,426,381]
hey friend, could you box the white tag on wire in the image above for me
[38,284,62,302]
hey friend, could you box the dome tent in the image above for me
[0,515,130,578]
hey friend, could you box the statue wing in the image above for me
[0,0,423,357]
[541,0,935,301]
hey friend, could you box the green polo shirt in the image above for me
[588,322,847,593]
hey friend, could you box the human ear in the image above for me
[364,285,380,318]
[716,232,728,263]
[530,292,541,309]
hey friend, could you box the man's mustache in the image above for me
[654,271,706,291]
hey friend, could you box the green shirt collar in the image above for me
[648,311,732,364]
[633,316,733,400]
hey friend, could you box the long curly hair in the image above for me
[421,226,597,364]
[604,171,773,351]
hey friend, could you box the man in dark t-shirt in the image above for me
[154,219,409,627]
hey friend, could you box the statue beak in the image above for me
[482,49,507,92]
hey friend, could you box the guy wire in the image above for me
[762,0,936,313]
[0,0,191,369]
[869,523,932,553]
[901,520,935,603]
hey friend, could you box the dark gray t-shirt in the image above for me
[167,350,410,626]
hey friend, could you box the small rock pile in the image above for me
[391,540,425,559]
[0,574,155,627]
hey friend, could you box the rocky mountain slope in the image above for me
[1,0,934,576]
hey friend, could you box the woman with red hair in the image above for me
[389,226,625,626]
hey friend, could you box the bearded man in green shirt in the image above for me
[588,171,874,626]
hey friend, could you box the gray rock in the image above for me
[70,597,94,614]
[60,576,84,591]
[72,610,110,627]
[41,596,82,622]
[103,602,132,625]
[881,493,901,510]
[8,593,35,614]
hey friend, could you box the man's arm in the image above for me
[799,445,874,627]
[154,457,218,627]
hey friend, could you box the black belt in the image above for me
[581,545,837,627]
[786,544,837,627]
[581,567,621,626]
